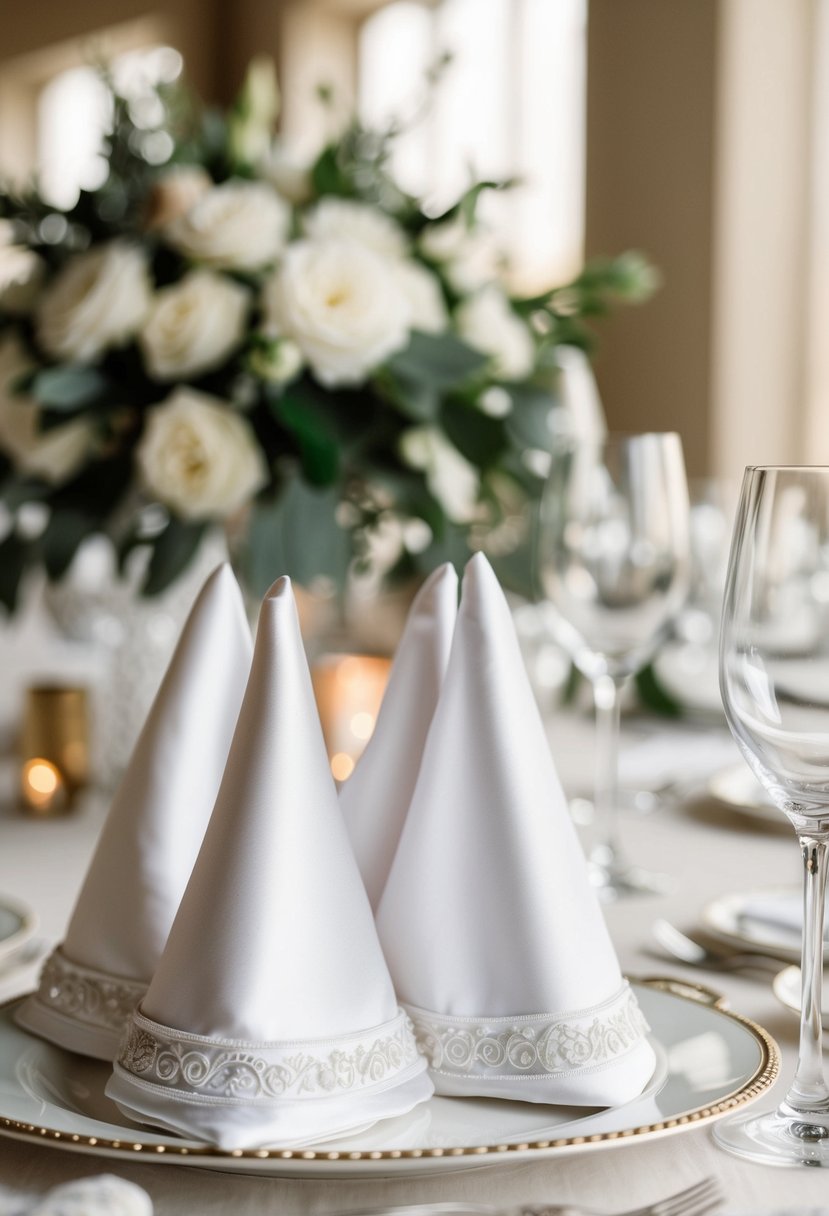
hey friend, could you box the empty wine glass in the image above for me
[716,465,829,1166]
[538,433,691,898]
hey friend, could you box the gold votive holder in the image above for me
[20,685,90,816]
[311,654,391,783]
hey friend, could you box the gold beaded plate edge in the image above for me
[0,979,779,1178]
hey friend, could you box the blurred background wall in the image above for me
[1,0,826,479]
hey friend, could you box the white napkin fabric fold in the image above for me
[16,563,252,1060]
[377,553,655,1106]
[107,576,432,1150]
[340,563,458,909]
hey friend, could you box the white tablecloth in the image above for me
[0,711,825,1214]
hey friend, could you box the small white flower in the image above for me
[263,238,409,387]
[304,198,408,261]
[456,286,534,381]
[399,425,480,523]
[140,271,249,380]
[419,217,498,292]
[478,385,513,417]
[0,334,95,483]
[0,246,45,315]
[247,336,304,385]
[261,143,314,204]
[144,165,212,230]
[137,386,268,519]
[394,260,448,333]
[36,242,152,363]
[166,180,290,271]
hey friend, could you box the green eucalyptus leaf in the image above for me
[31,365,108,411]
[386,331,487,391]
[143,519,207,597]
[504,384,560,451]
[441,400,507,467]
[41,509,96,580]
[0,531,30,612]
[245,479,350,595]
[273,396,340,486]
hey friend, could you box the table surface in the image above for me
[0,708,825,1215]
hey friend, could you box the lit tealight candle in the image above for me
[312,654,391,783]
[21,757,68,815]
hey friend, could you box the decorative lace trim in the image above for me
[116,1007,422,1103]
[34,948,145,1032]
[406,983,649,1080]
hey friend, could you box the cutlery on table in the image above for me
[340,1176,721,1216]
[651,920,785,973]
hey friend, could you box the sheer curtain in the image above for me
[359,0,587,292]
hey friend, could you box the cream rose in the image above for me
[0,246,45,315]
[303,198,408,260]
[394,260,448,333]
[36,242,152,363]
[456,285,534,381]
[263,238,409,387]
[144,166,212,230]
[166,181,290,271]
[399,425,480,523]
[140,271,249,380]
[0,335,94,483]
[136,387,268,519]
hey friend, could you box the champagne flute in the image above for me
[716,465,829,1166]
[538,433,690,899]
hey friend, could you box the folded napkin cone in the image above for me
[16,564,252,1060]
[377,553,655,1106]
[107,576,432,1150]
[340,563,458,909]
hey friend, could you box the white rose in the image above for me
[399,425,480,523]
[137,386,268,519]
[456,285,534,381]
[0,246,45,315]
[166,180,290,271]
[394,260,448,333]
[36,242,152,363]
[0,334,94,483]
[140,271,249,380]
[263,238,409,387]
[303,198,408,260]
[247,336,304,385]
[144,165,212,230]
[261,144,313,204]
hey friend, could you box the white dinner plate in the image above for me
[706,766,787,831]
[0,979,778,1178]
[772,965,829,1031]
[0,896,36,966]
[703,887,828,965]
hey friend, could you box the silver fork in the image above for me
[340,1176,722,1216]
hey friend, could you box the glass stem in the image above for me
[591,674,624,871]
[785,834,829,1122]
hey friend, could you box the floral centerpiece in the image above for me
[0,59,656,609]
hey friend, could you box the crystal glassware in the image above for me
[538,432,691,898]
[715,465,829,1166]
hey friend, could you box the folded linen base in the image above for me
[15,947,145,1061]
[106,1006,433,1150]
[405,982,655,1106]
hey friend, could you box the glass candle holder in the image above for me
[20,685,90,816]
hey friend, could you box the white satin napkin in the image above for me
[107,576,432,1151]
[340,563,458,909]
[377,553,655,1106]
[16,564,252,1061]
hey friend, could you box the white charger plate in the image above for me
[0,979,778,1178]
[772,965,829,1031]
[706,766,787,831]
[703,887,828,965]
[0,896,36,966]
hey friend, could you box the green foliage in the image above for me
[143,519,208,597]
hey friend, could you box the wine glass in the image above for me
[715,465,829,1166]
[538,433,691,898]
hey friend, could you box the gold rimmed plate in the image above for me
[0,979,778,1178]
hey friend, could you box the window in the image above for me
[359,0,588,292]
